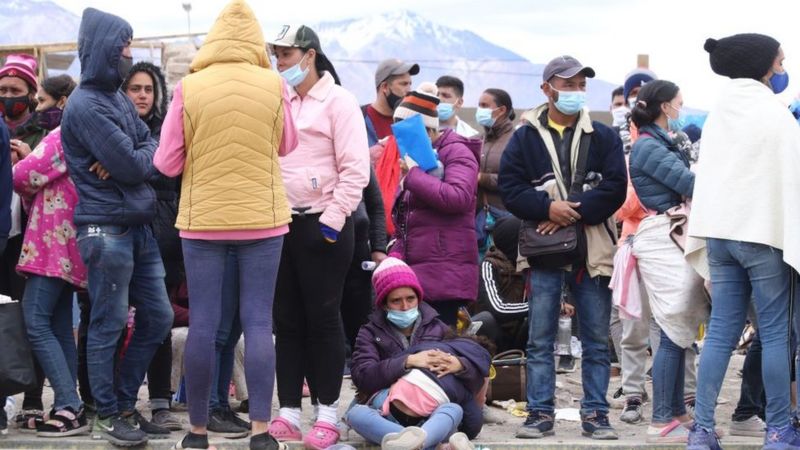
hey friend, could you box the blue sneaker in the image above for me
[687,423,723,450]
[763,424,800,449]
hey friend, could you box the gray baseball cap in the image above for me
[542,55,595,82]
[375,58,420,88]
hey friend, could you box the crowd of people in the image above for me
[1,1,799,450]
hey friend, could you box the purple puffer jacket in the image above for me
[351,302,450,399]
[390,129,481,303]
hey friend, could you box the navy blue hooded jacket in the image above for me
[498,108,627,225]
[61,8,158,226]
[0,120,11,248]
[405,338,491,440]
[629,124,694,213]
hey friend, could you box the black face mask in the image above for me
[118,55,133,82]
[385,90,403,111]
[0,96,32,120]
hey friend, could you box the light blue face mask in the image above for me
[475,107,496,127]
[437,102,455,121]
[279,53,309,87]
[770,70,789,94]
[667,104,686,132]
[386,307,420,329]
[551,85,587,116]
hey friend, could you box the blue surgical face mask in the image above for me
[475,107,496,127]
[437,102,455,121]
[551,85,587,115]
[386,307,419,329]
[667,104,686,132]
[770,70,789,94]
[279,53,309,87]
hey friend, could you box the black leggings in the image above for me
[275,214,354,407]
[340,238,373,350]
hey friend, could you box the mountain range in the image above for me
[1,2,618,110]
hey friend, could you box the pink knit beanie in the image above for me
[0,54,38,91]
[372,257,424,307]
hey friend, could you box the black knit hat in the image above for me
[704,33,780,80]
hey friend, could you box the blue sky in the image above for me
[54,0,800,110]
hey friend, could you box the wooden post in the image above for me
[637,54,649,69]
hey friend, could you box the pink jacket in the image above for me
[13,128,88,288]
[280,72,370,231]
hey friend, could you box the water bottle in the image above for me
[557,315,572,356]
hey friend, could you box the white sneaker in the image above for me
[729,415,766,437]
[381,426,426,450]
[448,432,474,450]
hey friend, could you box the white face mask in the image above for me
[611,106,630,128]
[628,97,637,109]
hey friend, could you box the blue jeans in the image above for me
[346,402,463,450]
[651,329,687,423]
[22,275,81,411]
[695,239,793,429]
[77,224,174,418]
[182,237,282,425]
[209,250,242,411]
[526,269,611,416]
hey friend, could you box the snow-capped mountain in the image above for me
[0,4,617,109]
[312,11,617,109]
[0,0,80,44]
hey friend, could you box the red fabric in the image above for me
[367,105,394,140]
[375,136,401,236]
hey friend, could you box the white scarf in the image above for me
[687,78,800,272]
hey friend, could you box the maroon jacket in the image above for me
[390,129,481,303]
[351,302,449,399]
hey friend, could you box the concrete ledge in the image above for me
[0,436,764,450]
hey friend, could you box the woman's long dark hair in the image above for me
[484,88,516,121]
[42,75,77,101]
[630,80,679,129]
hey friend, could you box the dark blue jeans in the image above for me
[77,224,174,418]
[651,329,687,422]
[525,269,611,416]
[695,239,793,429]
[21,275,81,411]
[182,237,283,426]
[209,249,242,411]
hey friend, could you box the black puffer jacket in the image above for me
[123,62,182,286]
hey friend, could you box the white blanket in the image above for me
[688,78,800,272]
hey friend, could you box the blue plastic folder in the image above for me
[391,114,439,171]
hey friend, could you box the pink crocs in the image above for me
[303,421,340,450]
[267,417,302,442]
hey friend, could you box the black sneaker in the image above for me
[515,411,555,438]
[222,407,251,430]
[250,432,287,450]
[581,411,618,440]
[237,399,249,414]
[92,414,148,447]
[37,406,90,437]
[124,410,171,439]
[620,398,644,424]
[208,408,249,439]
[173,431,209,449]
[557,355,576,373]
